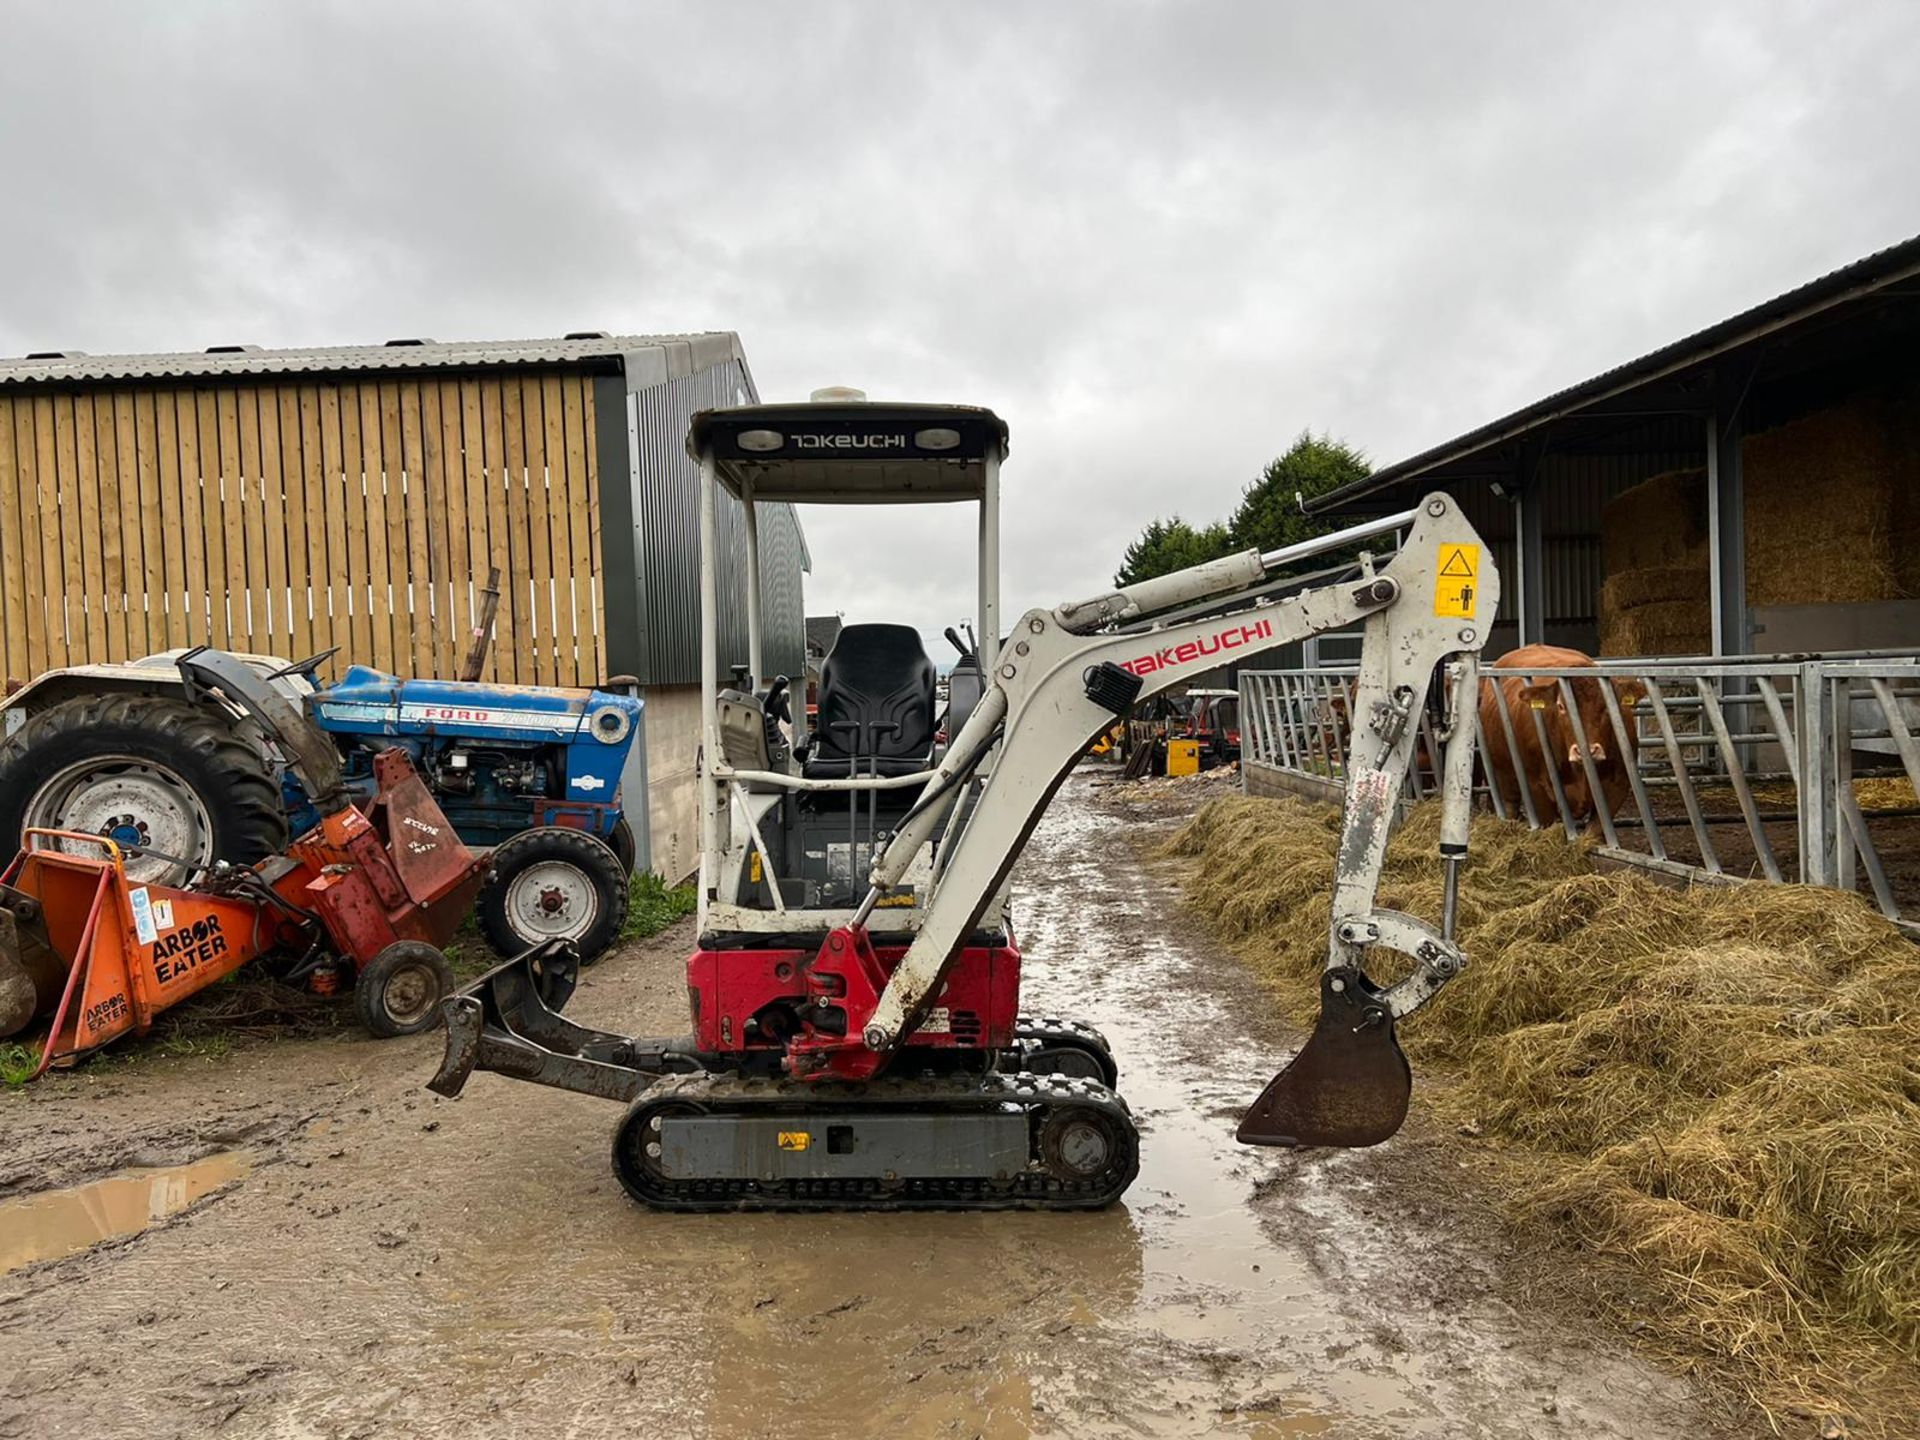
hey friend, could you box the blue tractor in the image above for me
[0,648,644,961]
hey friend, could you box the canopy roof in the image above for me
[689,401,1008,503]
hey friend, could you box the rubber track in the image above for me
[1009,1014,1118,1088]
[612,1070,1140,1213]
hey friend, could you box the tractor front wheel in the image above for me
[354,941,454,1039]
[477,828,628,965]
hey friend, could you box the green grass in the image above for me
[3,1025,239,1089]
[153,1031,233,1062]
[2,1041,40,1087]
[623,871,697,941]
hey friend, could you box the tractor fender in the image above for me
[1,651,315,740]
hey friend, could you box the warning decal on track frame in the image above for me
[1433,543,1479,619]
[777,1131,811,1151]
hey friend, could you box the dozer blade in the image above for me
[425,940,699,1106]
[1237,968,1411,1148]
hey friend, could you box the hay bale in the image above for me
[1166,791,1920,1427]
[1600,597,1711,656]
[1888,377,1920,596]
[1602,469,1706,575]
[1600,563,1705,613]
[1745,391,1907,605]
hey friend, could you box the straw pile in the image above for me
[1599,471,1711,655]
[1602,468,1707,575]
[1892,378,1920,596]
[1601,598,1711,657]
[1167,793,1920,1427]
[1745,392,1909,606]
[1599,563,1705,613]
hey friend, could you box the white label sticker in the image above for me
[918,1007,952,1035]
[128,887,157,945]
[152,899,174,931]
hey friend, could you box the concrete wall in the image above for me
[1243,759,1343,806]
[640,682,703,882]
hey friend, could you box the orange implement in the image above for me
[0,749,490,1075]
[4,832,277,1079]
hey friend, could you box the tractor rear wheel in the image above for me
[607,817,638,875]
[0,694,288,885]
[477,827,628,965]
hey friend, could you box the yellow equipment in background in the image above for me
[1166,738,1202,777]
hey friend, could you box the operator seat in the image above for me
[803,623,937,778]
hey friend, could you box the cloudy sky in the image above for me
[4,2,1917,657]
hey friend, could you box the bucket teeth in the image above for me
[1238,968,1411,1149]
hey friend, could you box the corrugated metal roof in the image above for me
[1310,231,1920,513]
[0,331,747,388]
[806,615,844,655]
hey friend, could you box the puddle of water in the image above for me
[1012,782,1423,1433]
[0,1151,252,1274]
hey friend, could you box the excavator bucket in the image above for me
[1237,968,1411,1148]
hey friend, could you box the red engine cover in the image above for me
[687,935,1022,1073]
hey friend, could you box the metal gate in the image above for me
[1240,653,1920,935]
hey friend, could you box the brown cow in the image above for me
[1478,645,1647,830]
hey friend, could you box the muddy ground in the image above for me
[0,772,1757,1439]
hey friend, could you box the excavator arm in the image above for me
[855,492,1499,1146]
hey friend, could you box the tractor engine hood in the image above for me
[311,667,639,747]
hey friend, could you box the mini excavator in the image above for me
[431,398,1499,1211]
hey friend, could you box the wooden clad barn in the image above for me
[0,334,806,688]
[0,334,810,880]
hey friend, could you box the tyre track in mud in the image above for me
[0,772,1735,1438]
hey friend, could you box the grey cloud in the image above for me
[4,1,1916,648]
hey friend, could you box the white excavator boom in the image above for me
[857,492,1498,1145]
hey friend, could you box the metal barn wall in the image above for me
[619,360,807,687]
[1449,416,1702,651]
[0,370,605,686]
[755,502,809,683]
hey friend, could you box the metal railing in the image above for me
[1239,653,1920,935]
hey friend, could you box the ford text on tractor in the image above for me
[431,397,1498,1211]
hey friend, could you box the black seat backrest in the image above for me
[809,623,936,774]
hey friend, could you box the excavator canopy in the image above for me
[688,401,1008,504]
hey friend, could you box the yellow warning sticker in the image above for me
[777,1131,811,1152]
[1434,543,1480,619]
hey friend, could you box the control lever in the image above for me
[761,674,792,726]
